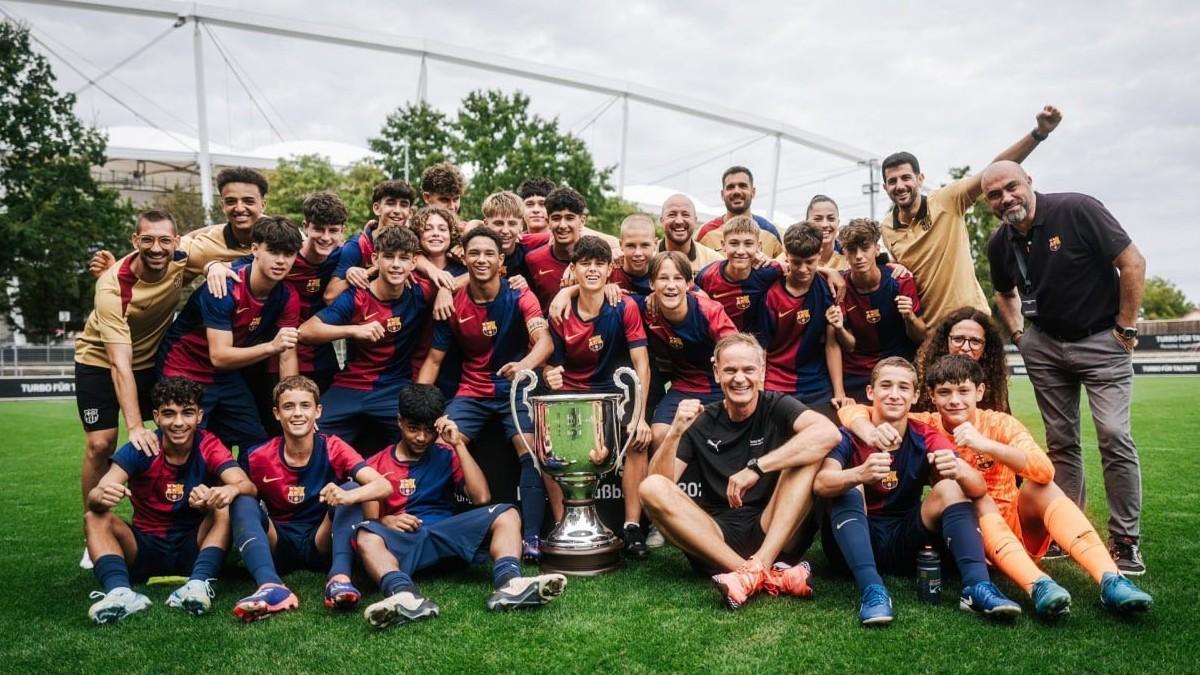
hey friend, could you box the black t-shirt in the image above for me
[987,192,1132,340]
[676,391,808,509]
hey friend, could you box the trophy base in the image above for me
[539,499,623,576]
[541,539,623,576]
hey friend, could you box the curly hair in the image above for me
[216,166,269,197]
[517,177,555,200]
[545,186,587,216]
[421,162,465,197]
[914,306,1010,413]
[302,191,348,227]
[408,206,462,256]
[372,179,415,204]
[397,383,446,423]
[572,235,612,265]
[374,225,420,257]
[151,376,205,409]
[838,218,882,252]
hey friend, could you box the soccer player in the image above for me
[517,177,555,234]
[157,217,303,453]
[84,377,255,624]
[410,205,466,278]
[694,215,782,338]
[695,166,784,257]
[834,218,926,401]
[608,213,659,298]
[814,357,1021,625]
[640,334,839,609]
[421,161,466,213]
[355,384,567,628]
[542,235,654,557]
[659,193,724,270]
[524,187,588,312]
[761,222,850,419]
[301,226,434,449]
[416,226,554,560]
[230,376,393,621]
[325,179,415,303]
[839,354,1153,616]
[482,190,548,285]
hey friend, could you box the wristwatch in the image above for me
[1031,128,1048,142]
[1118,326,1138,340]
[746,457,766,477]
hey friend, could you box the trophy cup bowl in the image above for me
[511,367,643,575]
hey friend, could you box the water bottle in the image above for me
[916,546,941,604]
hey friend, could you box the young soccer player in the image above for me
[421,161,466,213]
[416,226,554,561]
[834,218,926,401]
[481,190,548,285]
[410,205,466,278]
[524,187,588,313]
[157,217,303,453]
[838,354,1153,616]
[608,214,659,298]
[85,377,255,624]
[814,357,1021,625]
[761,222,850,418]
[301,226,434,449]
[355,384,567,628]
[325,179,414,303]
[230,376,393,621]
[542,235,654,557]
[517,177,555,234]
[694,215,782,340]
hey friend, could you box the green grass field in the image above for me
[1,377,1197,674]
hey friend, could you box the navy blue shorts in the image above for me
[75,363,156,433]
[318,383,406,447]
[199,373,267,455]
[869,505,936,575]
[446,397,530,440]
[651,388,723,426]
[129,525,201,581]
[355,504,514,575]
[271,518,329,575]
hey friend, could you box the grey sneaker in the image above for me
[1109,536,1146,576]
[486,574,567,611]
[364,591,439,629]
[88,587,151,625]
[166,579,215,615]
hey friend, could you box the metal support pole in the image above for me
[417,54,428,103]
[862,159,880,221]
[192,18,213,223]
[768,133,782,222]
[618,94,629,198]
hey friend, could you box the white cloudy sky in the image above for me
[6,0,1199,299]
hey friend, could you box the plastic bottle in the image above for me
[916,546,941,604]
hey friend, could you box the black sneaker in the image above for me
[623,524,649,561]
[1042,543,1068,560]
[1109,536,1146,576]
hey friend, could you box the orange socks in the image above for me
[1043,495,1119,583]
[978,512,1044,593]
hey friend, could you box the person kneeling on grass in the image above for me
[639,333,840,610]
[86,377,256,624]
[355,384,566,629]
[814,357,1022,626]
[230,375,393,621]
[838,354,1152,617]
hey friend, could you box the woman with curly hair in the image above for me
[914,305,1011,413]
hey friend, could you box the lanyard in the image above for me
[1009,234,1035,296]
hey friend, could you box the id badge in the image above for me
[1021,296,1039,318]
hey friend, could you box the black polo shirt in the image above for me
[987,192,1132,341]
[676,391,808,510]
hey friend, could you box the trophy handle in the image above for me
[510,369,541,474]
[613,366,644,468]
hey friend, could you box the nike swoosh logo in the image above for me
[537,269,554,276]
[565,332,586,341]
[711,290,740,299]
[835,519,855,530]
[488,505,500,513]
[458,316,474,324]
[777,309,795,319]
[236,307,249,314]
[364,312,378,321]
[261,476,283,483]
[237,537,257,554]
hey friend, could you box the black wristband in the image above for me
[1030,128,1048,142]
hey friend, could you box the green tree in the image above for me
[947,165,999,308]
[264,155,387,234]
[147,185,217,235]
[0,20,133,342]
[1142,276,1195,320]
[369,101,451,184]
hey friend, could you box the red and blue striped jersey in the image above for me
[609,266,652,298]
[334,223,378,279]
[367,443,464,525]
[158,263,300,384]
[524,244,573,312]
[112,429,237,536]
[838,266,922,377]
[432,285,545,398]
[502,231,551,282]
[550,296,647,393]
[827,420,955,519]
[763,275,836,400]
[636,293,737,394]
[244,433,369,526]
[695,260,782,339]
[316,276,434,391]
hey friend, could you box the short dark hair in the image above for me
[806,194,838,217]
[374,225,420,256]
[544,186,586,216]
[462,224,503,252]
[870,356,917,386]
[152,376,204,409]
[372,179,415,204]
[838,218,882,253]
[136,208,177,234]
[572,235,612,265]
[881,152,920,177]
[421,162,465,197]
[302,191,347,227]
[272,375,320,406]
[252,216,303,254]
[722,165,754,186]
[397,383,446,424]
[648,250,693,283]
[517,177,556,200]
[925,354,985,391]
[216,166,269,197]
[783,222,823,258]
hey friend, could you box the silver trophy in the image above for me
[511,366,643,575]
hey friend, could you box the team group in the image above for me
[74,103,1153,628]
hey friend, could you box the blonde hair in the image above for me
[721,214,760,239]
[713,333,765,365]
[481,191,524,220]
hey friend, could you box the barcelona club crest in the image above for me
[796,309,811,325]
[305,278,321,293]
[1049,235,1062,252]
[588,335,605,352]
[482,320,498,337]
[164,482,185,503]
[881,470,898,491]
[287,485,305,504]
[865,309,882,324]
[397,478,417,496]
[386,316,403,333]
[975,454,995,470]
[668,336,684,350]
[736,295,751,310]
[248,316,262,331]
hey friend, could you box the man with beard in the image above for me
[877,106,1061,326]
[695,166,784,258]
[659,194,724,270]
[983,159,1148,576]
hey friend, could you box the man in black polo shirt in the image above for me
[983,160,1148,575]
[639,334,840,609]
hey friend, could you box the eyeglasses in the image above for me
[135,236,177,247]
[949,335,986,350]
